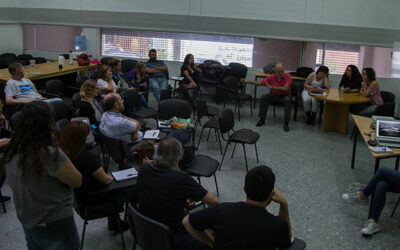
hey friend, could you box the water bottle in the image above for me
[58,55,65,70]
[69,51,73,64]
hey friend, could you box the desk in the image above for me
[351,115,400,172]
[89,178,136,196]
[0,61,97,84]
[312,89,370,134]
[252,72,306,108]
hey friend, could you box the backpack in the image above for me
[179,145,196,169]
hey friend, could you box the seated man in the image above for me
[99,93,149,152]
[241,62,292,132]
[145,49,168,103]
[5,63,61,105]
[183,165,292,250]
[137,137,218,250]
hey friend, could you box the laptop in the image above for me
[375,120,400,148]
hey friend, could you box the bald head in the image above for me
[274,62,285,79]
[103,93,123,112]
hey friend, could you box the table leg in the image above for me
[323,102,350,134]
[368,158,381,218]
[396,157,399,171]
[374,158,380,173]
[253,77,258,108]
[351,128,358,169]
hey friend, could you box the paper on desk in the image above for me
[112,168,138,182]
[143,130,160,139]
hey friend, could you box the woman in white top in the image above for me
[301,66,330,125]
[97,65,119,95]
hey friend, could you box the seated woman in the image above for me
[339,65,362,93]
[109,58,130,90]
[342,167,400,236]
[97,65,119,95]
[79,79,103,126]
[351,68,383,116]
[60,121,136,232]
[180,54,202,102]
[125,62,149,107]
[3,101,82,250]
[301,66,330,125]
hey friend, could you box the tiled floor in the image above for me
[1,95,399,249]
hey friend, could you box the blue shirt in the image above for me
[146,60,166,78]
[100,111,142,143]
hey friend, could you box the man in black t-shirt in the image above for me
[136,138,218,250]
[183,165,292,250]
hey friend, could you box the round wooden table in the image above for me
[311,88,370,134]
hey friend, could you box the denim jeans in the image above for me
[362,167,400,220]
[149,77,168,103]
[23,216,80,250]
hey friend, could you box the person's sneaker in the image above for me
[256,119,265,127]
[361,219,380,236]
[342,191,368,205]
[347,182,366,193]
[284,122,289,132]
[0,195,11,204]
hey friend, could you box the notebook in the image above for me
[143,130,160,140]
[111,168,138,182]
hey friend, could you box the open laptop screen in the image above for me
[376,120,400,139]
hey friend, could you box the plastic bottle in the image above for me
[69,51,73,64]
[58,55,65,70]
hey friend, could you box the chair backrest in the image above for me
[380,91,395,103]
[46,79,63,94]
[218,108,234,134]
[375,103,396,117]
[227,62,248,79]
[101,133,126,163]
[55,119,70,137]
[16,54,33,61]
[10,111,22,131]
[72,92,81,108]
[49,101,71,121]
[0,53,16,60]
[121,59,138,73]
[194,100,209,120]
[203,60,221,66]
[121,89,140,109]
[0,56,16,68]
[75,75,89,88]
[158,99,191,120]
[291,83,299,97]
[222,76,241,90]
[127,204,175,250]
[33,57,47,64]
[101,57,114,66]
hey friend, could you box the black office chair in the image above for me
[271,84,299,121]
[49,101,72,121]
[392,196,400,218]
[121,89,157,119]
[74,193,126,250]
[375,91,396,116]
[121,59,137,74]
[184,155,220,196]
[219,108,260,172]
[101,57,114,66]
[101,134,137,171]
[39,79,63,99]
[16,54,33,65]
[33,57,46,64]
[195,100,222,153]
[0,56,16,69]
[0,53,16,60]
[199,61,225,98]
[127,204,175,250]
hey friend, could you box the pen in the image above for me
[152,131,156,136]
[126,174,134,177]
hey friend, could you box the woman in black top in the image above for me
[79,79,104,126]
[339,65,362,93]
[60,121,136,232]
[180,54,203,107]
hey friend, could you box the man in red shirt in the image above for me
[241,63,292,132]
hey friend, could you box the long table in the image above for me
[0,61,97,84]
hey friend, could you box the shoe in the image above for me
[284,122,289,132]
[108,216,130,232]
[342,191,368,205]
[256,119,265,127]
[361,219,380,236]
[0,195,10,203]
[347,182,366,193]
[306,111,313,125]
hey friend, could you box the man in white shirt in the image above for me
[5,63,61,105]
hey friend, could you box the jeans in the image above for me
[139,93,148,108]
[174,233,210,250]
[362,167,400,220]
[23,216,80,250]
[259,93,292,123]
[149,77,168,103]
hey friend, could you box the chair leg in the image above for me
[80,220,88,250]
[206,128,212,141]
[249,98,253,116]
[231,143,237,159]
[214,174,220,196]
[293,97,298,121]
[0,195,6,213]
[391,197,400,218]
[273,106,276,116]
[255,143,259,163]
[217,130,223,155]
[197,127,205,150]
[116,211,126,250]
[219,142,230,171]
[242,144,249,172]
[238,100,241,121]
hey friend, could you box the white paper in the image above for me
[369,146,393,153]
[158,120,171,128]
[170,76,184,81]
[143,130,160,139]
[112,168,138,182]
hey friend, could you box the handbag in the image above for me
[77,53,90,66]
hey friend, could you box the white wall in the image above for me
[0,24,23,54]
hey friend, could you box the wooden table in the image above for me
[0,61,97,84]
[312,89,370,134]
[252,72,306,108]
[351,115,400,218]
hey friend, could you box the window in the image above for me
[101,28,253,66]
[316,43,360,74]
